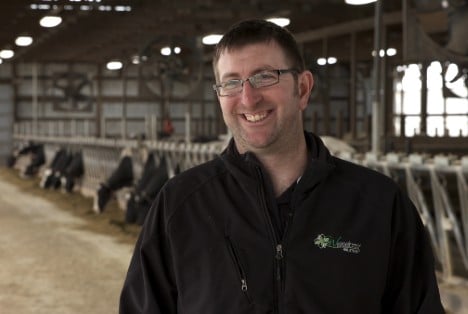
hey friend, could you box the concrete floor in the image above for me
[0,178,134,314]
[1,170,468,313]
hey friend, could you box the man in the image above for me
[120,19,445,313]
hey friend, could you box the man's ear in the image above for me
[298,71,314,109]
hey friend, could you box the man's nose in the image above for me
[240,79,261,106]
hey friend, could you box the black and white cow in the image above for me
[125,154,170,225]
[94,155,134,213]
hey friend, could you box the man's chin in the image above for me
[236,136,274,152]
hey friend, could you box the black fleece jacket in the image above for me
[120,132,445,314]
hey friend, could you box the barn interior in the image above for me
[0,0,467,313]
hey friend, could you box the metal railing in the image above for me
[11,132,468,282]
[359,152,468,282]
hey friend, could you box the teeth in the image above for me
[244,112,267,122]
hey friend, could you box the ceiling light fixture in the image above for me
[202,34,222,45]
[345,0,377,5]
[160,47,171,56]
[317,56,338,66]
[31,4,51,10]
[131,55,140,65]
[371,48,397,57]
[386,48,397,56]
[98,5,112,11]
[317,58,327,66]
[15,35,34,47]
[106,60,123,70]
[40,15,62,28]
[0,49,14,59]
[267,17,290,27]
[114,5,132,12]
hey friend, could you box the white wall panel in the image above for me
[0,84,13,160]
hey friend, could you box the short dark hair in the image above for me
[212,19,305,80]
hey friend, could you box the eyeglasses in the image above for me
[213,69,298,97]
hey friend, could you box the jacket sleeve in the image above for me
[119,189,178,314]
[382,189,445,314]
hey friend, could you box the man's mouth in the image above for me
[243,111,270,122]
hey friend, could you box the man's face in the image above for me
[215,41,312,154]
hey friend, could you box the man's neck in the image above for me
[255,138,308,197]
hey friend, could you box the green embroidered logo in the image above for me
[314,234,361,254]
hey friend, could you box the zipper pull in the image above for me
[241,278,248,291]
[276,244,283,281]
[275,244,283,260]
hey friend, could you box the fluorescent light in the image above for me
[131,55,140,65]
[372,48,397,57]
[317,58,327,66]
[267,17,290,27]
[106,60,123,70]
[317,57,337,65]
[345,0,376,5]
[40,15,62,27]
[0,49,14,59]
[98,5,112,11]
[15,36,33,47]
[202,34,222,45]
[114,5,131,12]
[160,47,171,56]
[386,48,397,56]
[327,57,337,64]
[38,4,51,10]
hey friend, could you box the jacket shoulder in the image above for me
[331,156,399,193]
[157,158,228,220]
[165,157,226,191]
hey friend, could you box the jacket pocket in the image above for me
[225,237,252,304]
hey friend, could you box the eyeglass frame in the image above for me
[213,68,299,97]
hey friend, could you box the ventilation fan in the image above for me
[50,72,94,111]
[138,36,204,100]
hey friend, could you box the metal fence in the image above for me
[12,133,468,283]
[358,152,468,282]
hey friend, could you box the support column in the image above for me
[420,62,428,135]
[371,0,383,153]
[349,32,357,140]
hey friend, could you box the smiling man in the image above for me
[213,37,313,196]
[119,19,445,314]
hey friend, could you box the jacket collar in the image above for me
[220,132,336,193]
[298,132,336,195]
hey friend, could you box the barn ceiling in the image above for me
[0,0,452,66]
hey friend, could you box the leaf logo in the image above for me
[314,234,331,249]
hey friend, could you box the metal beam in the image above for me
[372,0,383,154]
[295,11,401,43]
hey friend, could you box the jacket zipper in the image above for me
[255,167,283,314]
[278,211,294,293]
[225,237,252,303]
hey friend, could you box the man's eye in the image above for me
[256,72,276,81]
[222,80,240,90]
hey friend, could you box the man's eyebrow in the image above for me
[219,72,240,82]
[219,67,275,82]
